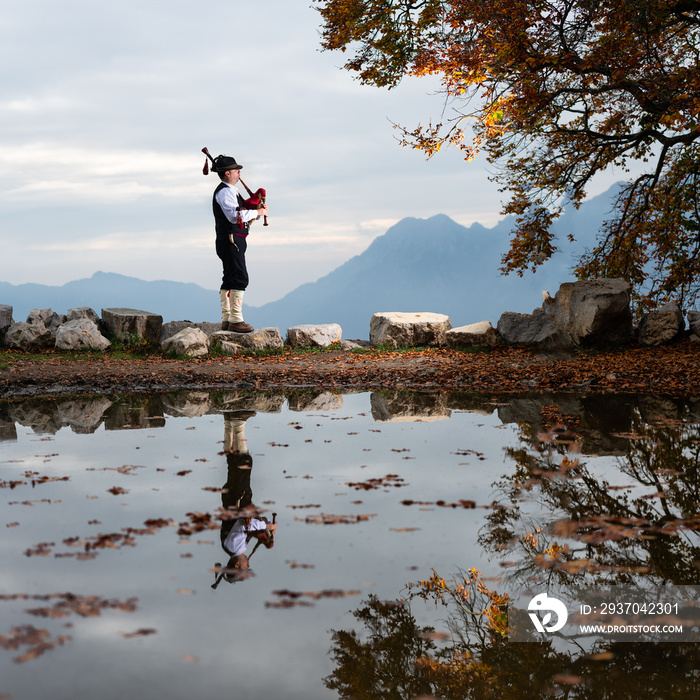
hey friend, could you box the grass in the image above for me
[0,339,494,369]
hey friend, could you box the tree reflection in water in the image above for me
[483,402,700,587]
[2,390,699,697]
[326,588,699,698]
[326,401,700,698]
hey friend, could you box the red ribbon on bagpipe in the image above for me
[202,147,268,227]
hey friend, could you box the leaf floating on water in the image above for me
[176,470,192,477]
[452,449,485,460]
[9,498,61,507]
[98,465,145,476]
[265,599,314,609]
[24,542,54,557]
[107,486,129,496]
[285,560,315,569]
[0,480,25,489]
[143,518,173,529]
[266,588,361,607]
[0,625,71,663]
[24,594,138,619]
[120,628,157,639]
[297,513,377,525]
[346,474,406,491]
[401,499,476,509]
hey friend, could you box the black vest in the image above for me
[213,182,249,239]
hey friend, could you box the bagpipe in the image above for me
[202,147,268,227]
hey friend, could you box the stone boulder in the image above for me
[497,308,566,349]
[688,310,700,341]
[497,278,632,349]
[27,309,66,330]
[340,339,372,351]
[211,327,284,352]
[27,308,66,334]
[370,391,450,422]
[212,391,284,414]
[369,312,451,348]
[66,307,100,324]
[0,305,13,343]
[446,321,498,348]
[287,390,343,411]
[214,338,242,355]
[102,308,163,345]
[161,327,210,357]
[287,324,342,348]
[4,322,54,350]
[161,391,212,417]
[160,321,222,344]
[55,318,111,351]
[548,278,633,346]
[56,397,113,433]
[638,302,685,346]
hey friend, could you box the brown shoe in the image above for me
[228,321,254,334]
[221,321,230,331]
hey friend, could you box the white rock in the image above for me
[287,323,342,348]
[212,327,284,351]
[161,327,210,357]
[446,321,497,348]
[161,391,212,417]
[102,307,163,345]
[55,318,111,351]
[287,391,344,411]
[638,302,685,347]
[369,312,451,348]
[5,322,54,350]
[67,307,100,324]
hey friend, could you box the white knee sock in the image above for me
[220,290,232,323]
[230,290,244,323]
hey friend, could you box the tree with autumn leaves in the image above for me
[314,0,700,312]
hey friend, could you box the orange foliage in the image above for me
[315,0,700,310]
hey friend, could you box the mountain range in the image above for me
[1,186,618,339]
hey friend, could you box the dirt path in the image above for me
[2,342,700,399]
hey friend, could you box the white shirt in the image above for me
[215,183,259,226]
[223,518,267,555]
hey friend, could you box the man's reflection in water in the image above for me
[212,410,277,588]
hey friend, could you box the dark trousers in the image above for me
[216,235,249,291]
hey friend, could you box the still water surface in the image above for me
[1,390,698,698]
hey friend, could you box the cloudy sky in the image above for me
[1,0,616,307]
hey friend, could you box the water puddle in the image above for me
[1,390,698,698]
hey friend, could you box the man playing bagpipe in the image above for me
[202,148,268,333]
